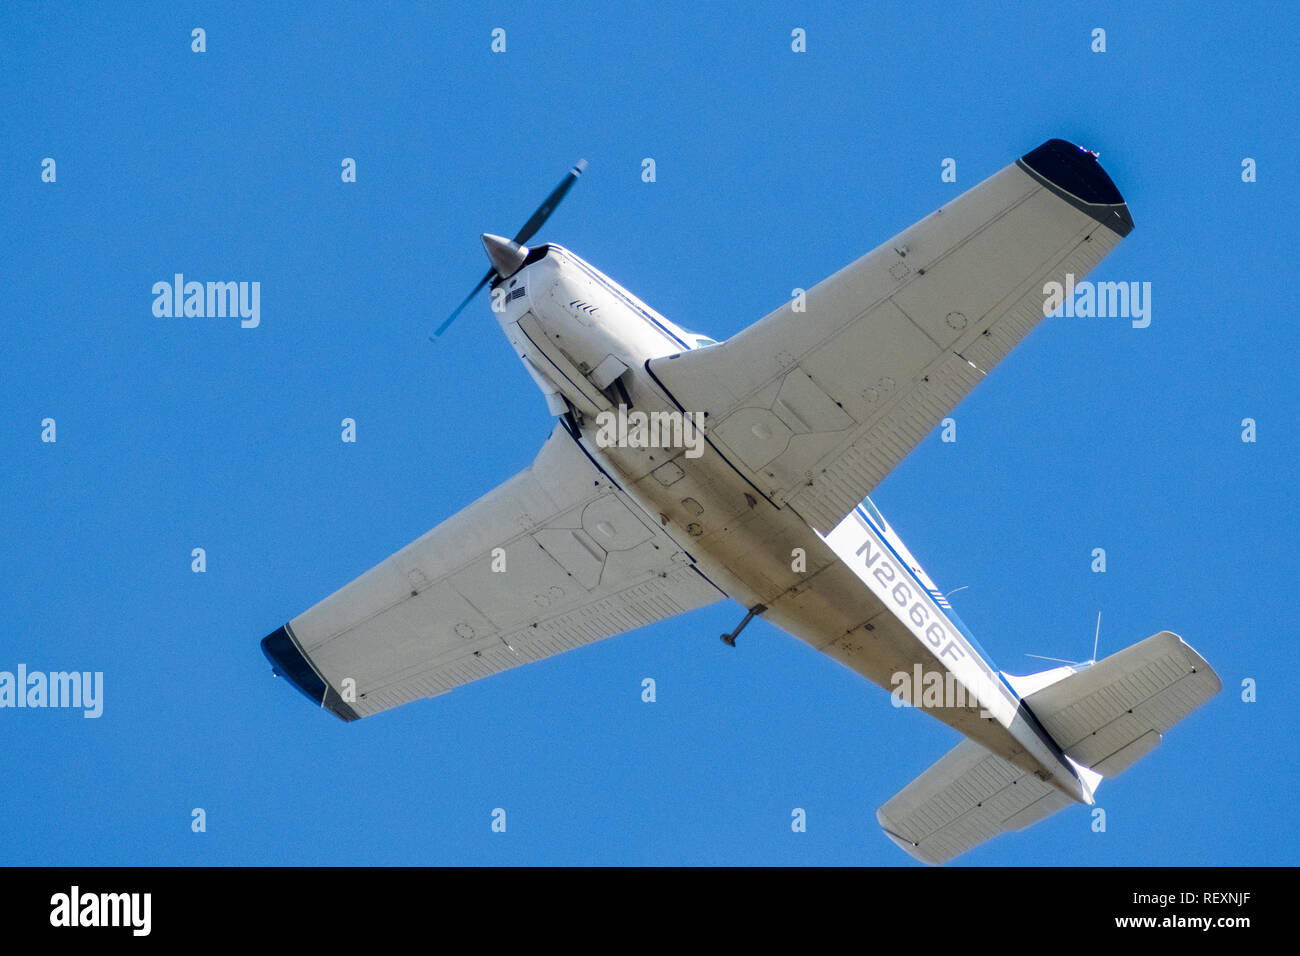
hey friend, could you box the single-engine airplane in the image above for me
[261,140,1220,863]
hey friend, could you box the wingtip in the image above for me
[1017,138,1134,237]
[261,623,361,722]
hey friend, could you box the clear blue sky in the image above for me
[1,1,1295,866]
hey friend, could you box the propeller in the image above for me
[1025,612,1102,668]
[431,159,588,340]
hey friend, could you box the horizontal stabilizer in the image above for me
[1022,631,1221,776]
[878,739,1073,865]
[879,631,1221,863]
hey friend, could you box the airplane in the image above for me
[260,139,1220,864]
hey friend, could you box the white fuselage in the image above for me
[493,244,1092,805]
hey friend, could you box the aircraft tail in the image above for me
[877,631,1221,864]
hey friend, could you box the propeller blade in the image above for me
[512,159,587,245]
[432,160,587,341]
[431,268,494,339]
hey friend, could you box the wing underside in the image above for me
[262,423,723,720]
[648,139,1134,534]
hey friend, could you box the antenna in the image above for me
[1025,653,1079,665]
[1025,611,1103,669]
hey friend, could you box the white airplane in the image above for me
[261,140,1220,863]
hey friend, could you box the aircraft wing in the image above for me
[261,423,724,720]
[646,139,1134,533]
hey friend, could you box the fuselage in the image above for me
[491,243,1092,805]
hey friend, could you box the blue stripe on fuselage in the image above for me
[556,248,693,351]
[852,504,1014,695]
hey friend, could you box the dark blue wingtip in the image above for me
[261,624,361,723]
[1017,138,1135,237]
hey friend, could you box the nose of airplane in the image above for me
[481,233,529,279]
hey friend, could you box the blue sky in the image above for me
[1,1,1296,865]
